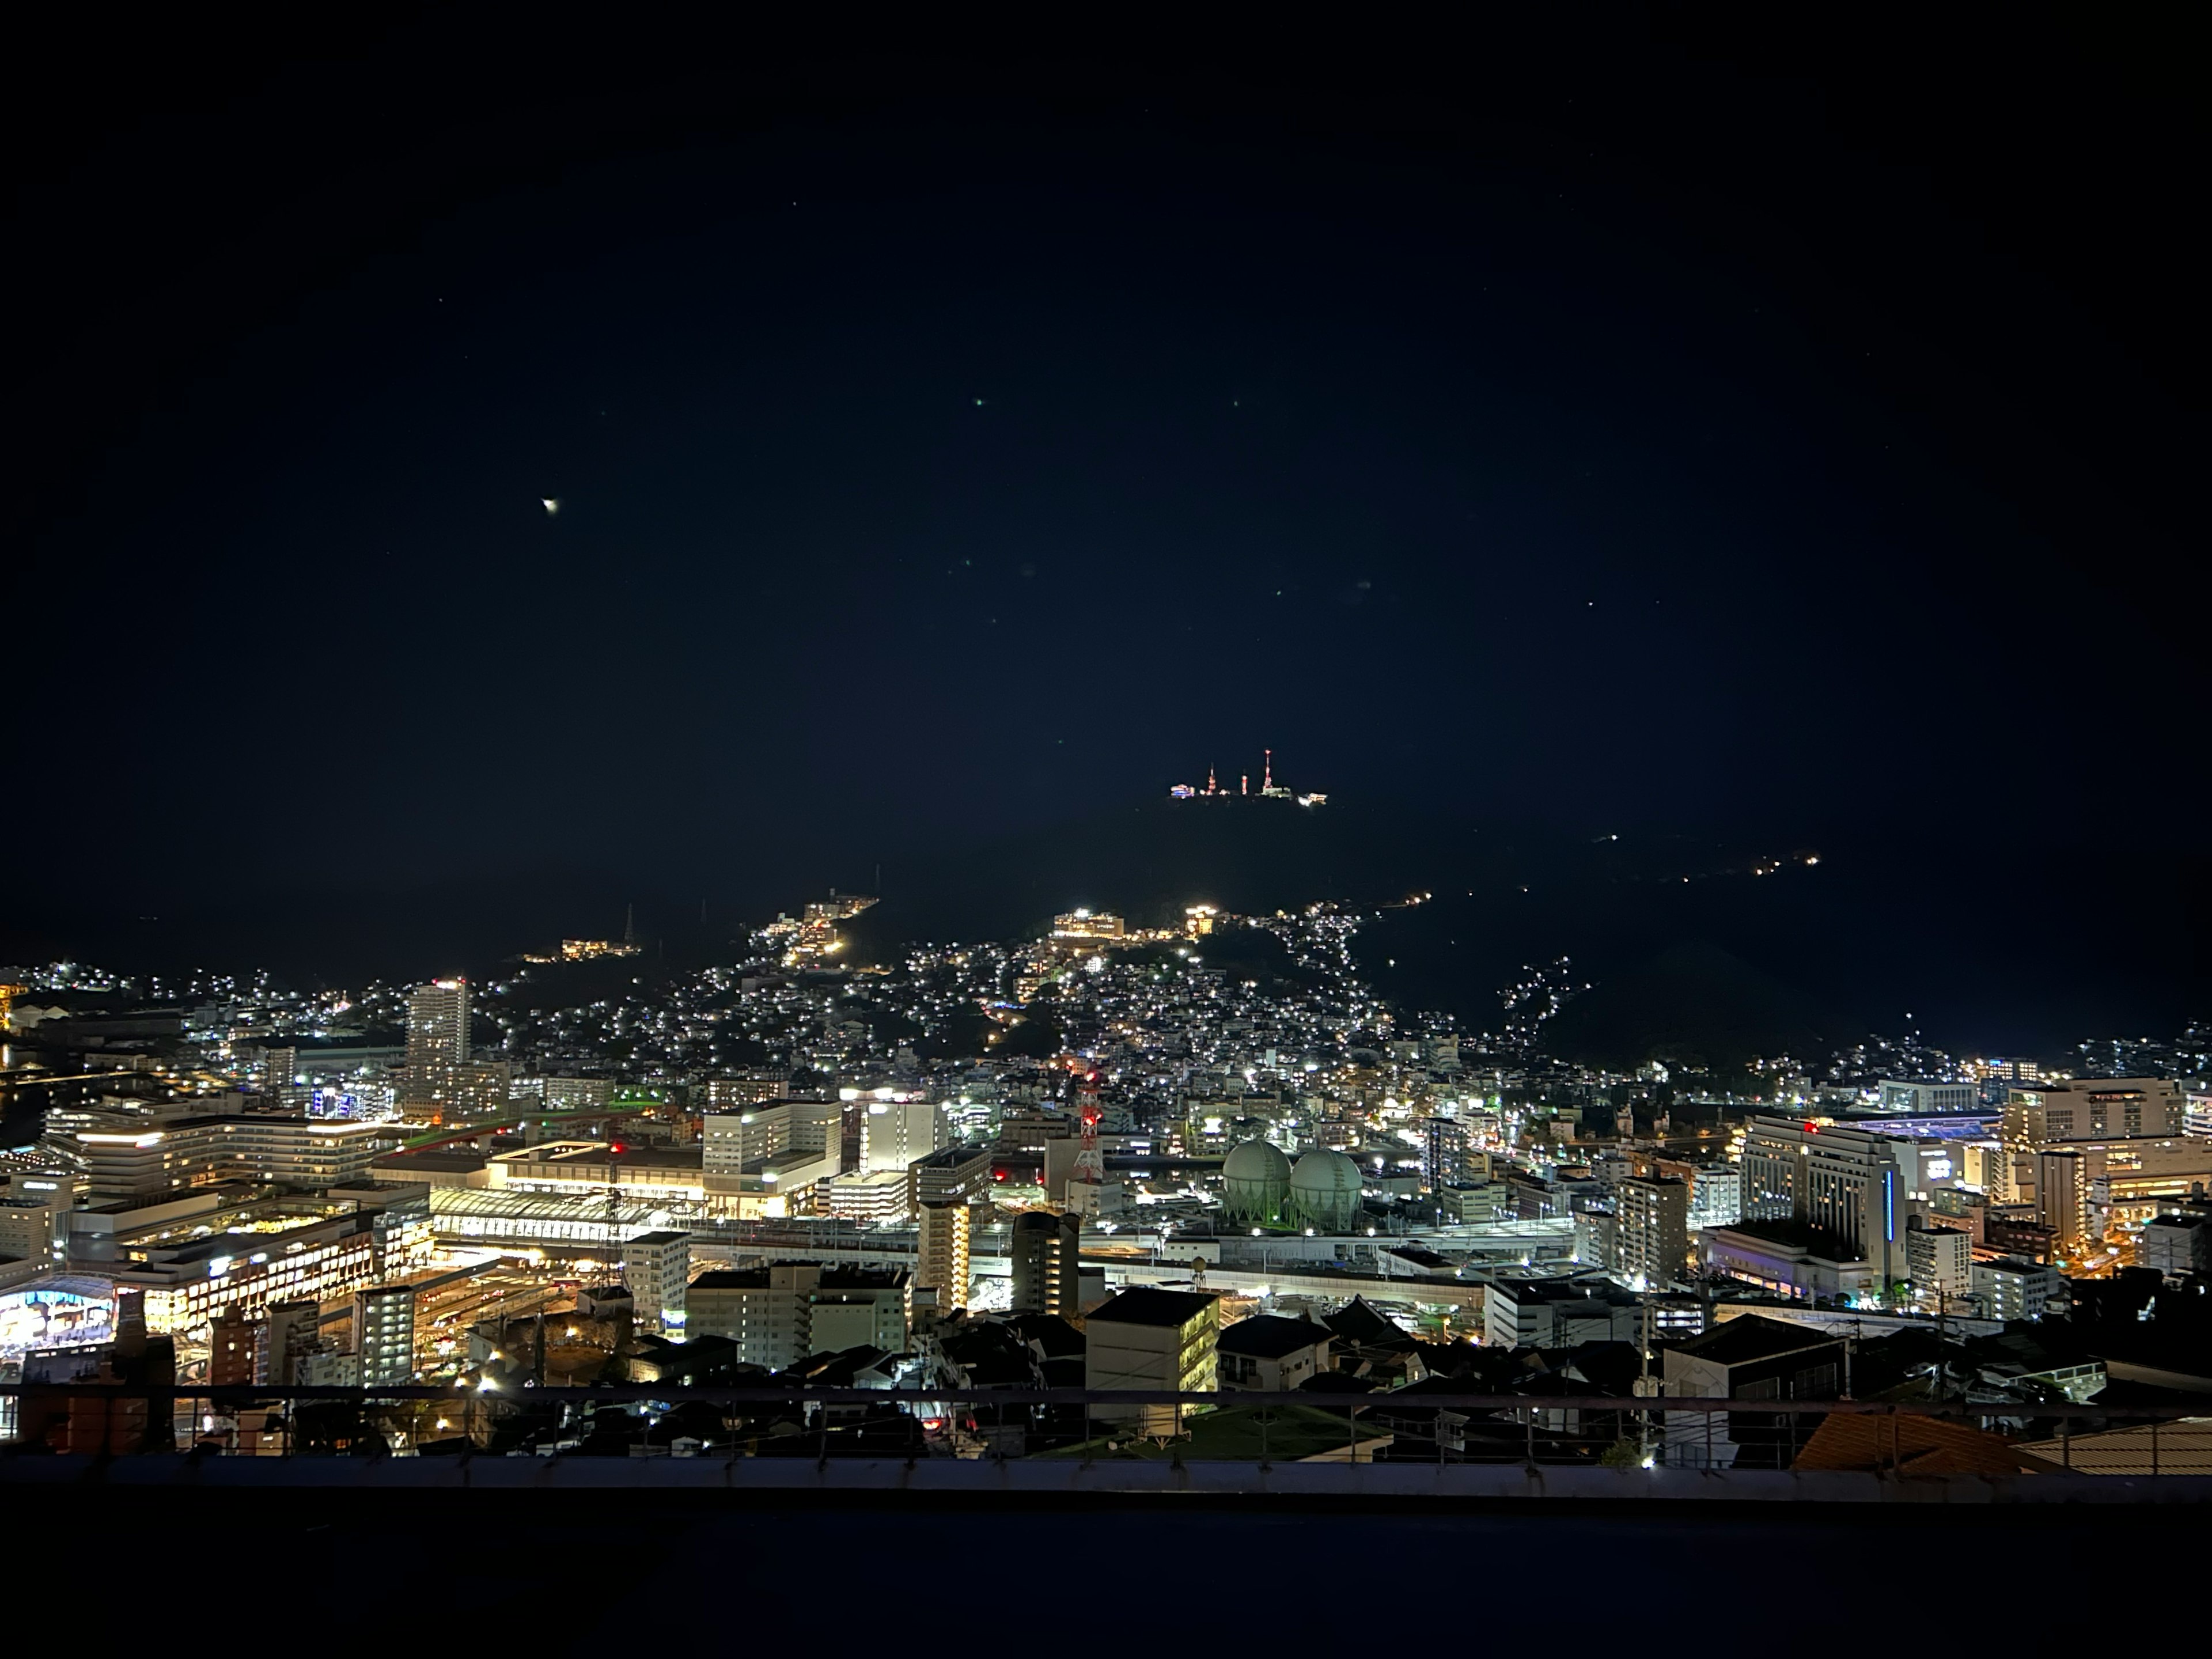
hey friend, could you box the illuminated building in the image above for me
[1009,1209,1081,1316]
[513,1075,615,1112]
[1700,1219,1878,1302]
[1905,1219,1972,1300]
[1051,909,1125,942]
[620,1230,691,1336]
[1973,1256,2068,1320]
[100,1184,431,1335]
[706,1099,842,1171]
[685,1263,908,1369]
[558,938,641,961]
[1738,1116,1962,1286]
[2007,1078,2187,1142]
[399,1060,513,1123]
[858,1096,946,1173]
[0,1176,72,1268]
[209,1308,256,1386]
[1485,1277,1645,1348]
[914,1200,971,1323]
[406,979,470,1069]
[1615,1175,1689,1288]
[2036,1148,2089,1248]
[489,1141,708,1203]
[1877,1079,1978,1114]
[702,1071,789,1109]
[1084,1286,1219,1434]
[63,1112,395,1201]
[354,1283,417,1385]
[817,1168,913,1221]
[911,1144,992,1209]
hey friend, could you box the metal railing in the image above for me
[2,1382,2204,1475]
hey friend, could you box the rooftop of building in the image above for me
[372,1149,488,1173]
[1491,1276,1634,1308]
[1086,1286,1218,1328]
[687,1269,769,1290]
[1217,1314,1332,1359]
[913,1145,990,1169]
[1669,1313,1839,1366]
[1710,1216,1862,1260]
[626,1229,691,1247]
[815,1266,909,1291]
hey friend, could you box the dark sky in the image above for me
[6,9,2203,956]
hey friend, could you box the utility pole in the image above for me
[1935,1286,1947,1400]
[1632,1283,1660,1465]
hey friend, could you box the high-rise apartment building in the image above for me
[1010,1209,1082,1316]
[914,1200,971,1323]
[406,980,471,1068]
[1615,1175,1689,1288]
[621,1230,692,1335]
[684,1263,907,1369]
[255,1300,321,1386]
[209,1309,257,1387]
[1905,1219,1972,1299]
[353,1284,416,1385]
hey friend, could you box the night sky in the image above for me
[6,10,2203,1017]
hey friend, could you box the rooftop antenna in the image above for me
[1207,764,1217,794]
[1264,748,1273,791]
[1241,774,1249,796]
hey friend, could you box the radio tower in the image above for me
[1071,1069,1105,1198]
[1264,748,1273,791]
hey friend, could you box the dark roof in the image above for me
[1087,1286,1218,1329]
[816,1265,908,1291]
[1297,1370,1376,1395]
[1323,1295,1412,1348]
[1715,1217,1861,1259]
[372,1150,487,1173]
[1670,1314,1839,1367]
[1218,1315,1331,1359]
[1494,1277,1635,1309]
[688,1269,770,1290]
[1005,1312,1085,1358]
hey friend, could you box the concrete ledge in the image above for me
[5,1455,2209,1503]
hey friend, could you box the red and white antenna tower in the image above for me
[1264,748,1273,791]
[1241,774,1249,796]
[1072,1070,1105,1192]
[1206,764,1217,794]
